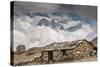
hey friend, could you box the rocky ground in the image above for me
[12,52,97,66]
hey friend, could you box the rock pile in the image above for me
[16,45,26,54]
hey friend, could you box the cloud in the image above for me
[59,4,97,20]
[13,15,96,51]
[14,1,60,16]
[13,30,28,51]
[13,1,97,21]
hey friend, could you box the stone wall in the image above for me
[72,41,95,60]
[53,50,63,62]
[41,51,48,64]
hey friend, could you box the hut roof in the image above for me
[42,40,86,51]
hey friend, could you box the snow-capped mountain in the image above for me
[37,18,64,30]
[67,23,82,32]
[37,18,50,26]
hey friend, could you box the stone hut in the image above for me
[40,39,96,63]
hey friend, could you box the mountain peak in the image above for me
[51,19,59,23]
[37,18,64,30]
[37,18,49,26]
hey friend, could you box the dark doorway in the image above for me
[48,51,53,63]
[62,50,66,55]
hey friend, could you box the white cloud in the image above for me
[13,30,28,51]
[13,15,96,51]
